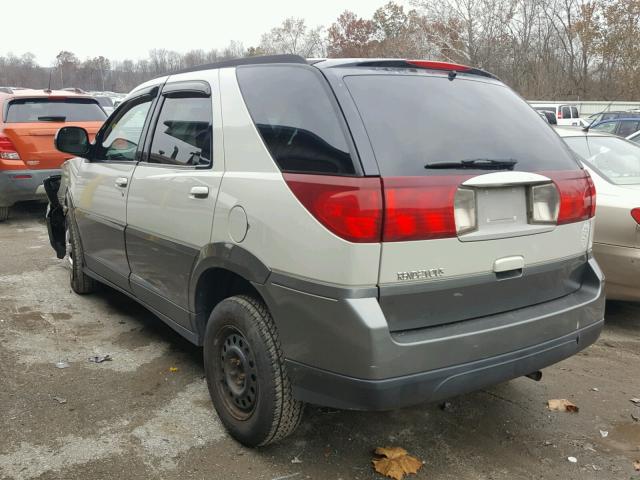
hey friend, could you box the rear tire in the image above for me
[67,213,96,294]
[0,207,9,222]
[204,295,303,447]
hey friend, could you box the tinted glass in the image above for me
[98,98,152,161]
[237,65,355,175]
[571,106,579,118]
[564,136,640,185]
[593,121,617,134]
[344,74,580,176]
[561,106,571,118]
[6,98,106,123]
[602,113,618,120]
[95,96,114,108]
[149,96,212,167]
[617,120,640,137]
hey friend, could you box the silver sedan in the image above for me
[558,128,640,301]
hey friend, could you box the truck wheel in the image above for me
[204,295,303,447]
[0,207,9,222]
[67,214,96,294]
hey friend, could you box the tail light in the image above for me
[383,176,469,241]
[0,135,21,161]
[549,170,596,224]
[557,110,563,119]
[283,174,382,243]
[632,208,640,225]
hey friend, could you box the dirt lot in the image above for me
[1,202,640,480]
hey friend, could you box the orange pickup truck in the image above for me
[0,88,106,221]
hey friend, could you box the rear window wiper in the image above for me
[425,158,518,170]
[37,116,66,122]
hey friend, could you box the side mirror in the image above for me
[55,126,90,156]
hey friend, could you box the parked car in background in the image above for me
[590,117,640,137]
[587,110,640,125]
[537,109,557,124]
[559,128,640,301]
[532,103,582,126]
[45,55,604,447]
[0,88,106,221]
[94,96,115,115]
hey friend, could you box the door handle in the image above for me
[190,186,209,199]
[115,177,128,188]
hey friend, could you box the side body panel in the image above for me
[126,71,224,330]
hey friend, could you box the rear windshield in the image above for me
[5,98,107,123]
[344,74,580,176]
[563,136,640,185]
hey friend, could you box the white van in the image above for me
[532,103,584,126]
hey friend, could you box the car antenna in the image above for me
[583,100,614,132]
[45,70,53,94]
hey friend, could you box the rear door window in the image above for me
[5,98,107,122]
[616,120,640,137]
[149,96,213,167]
[237,65,356,175]
[571,106,579,118]
[561,106,571,118]
[343,74,580,176]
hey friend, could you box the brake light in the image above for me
[0,135,21,160]
[283,174,383,243]
[406,60,472,72]
[382,176,471,241]
[631,208,640,225]
[549,170,596,224]
[557,110,563,119]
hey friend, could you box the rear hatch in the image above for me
[340,69,595,331]
[1,97,105,170]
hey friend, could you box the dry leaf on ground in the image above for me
[548,399,579,413]
[169,367,178,372]
[633,460,640,472]
[372,447,423,480]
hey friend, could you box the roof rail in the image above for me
[0,87,13,94]
[169,54,307,75]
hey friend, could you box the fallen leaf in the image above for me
[634,460,640,472]
[169,367,178,372]
[548,399,579,413]
[372,447,422,480]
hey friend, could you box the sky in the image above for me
[3,0,395,66]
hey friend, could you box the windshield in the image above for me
[563,136,640,185]
[343,74,580,176]
[6,98,107,123]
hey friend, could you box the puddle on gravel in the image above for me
[602,422,640,454]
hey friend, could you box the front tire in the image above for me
[204,295,303,447]
[67,214,96,294]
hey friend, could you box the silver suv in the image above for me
[45,55,605,447]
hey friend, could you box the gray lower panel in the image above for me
[286,319,603,410]
[379,255,588,331]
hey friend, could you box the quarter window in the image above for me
[149,96,213,167]
[237,65,356,175]
[98,97,152,161]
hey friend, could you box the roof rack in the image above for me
[0,87,13,94]
[319,59,496,79]
[169,54,307,75]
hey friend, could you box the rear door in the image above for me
[341,71,594,331]
[125,75,222,329]
[2,97,105,169]
[71,90,156,291]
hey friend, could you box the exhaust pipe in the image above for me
[525,371,542,381]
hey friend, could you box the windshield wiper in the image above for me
[425,158,518,170]
[37,116,66,122]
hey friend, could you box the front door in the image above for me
[72,91,156,291]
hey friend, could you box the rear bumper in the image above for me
[593,242,640,302]
[286,320,603,410]
[259,257,605,410]
[0,169,60,207]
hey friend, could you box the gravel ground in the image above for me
[1,202,639,480]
